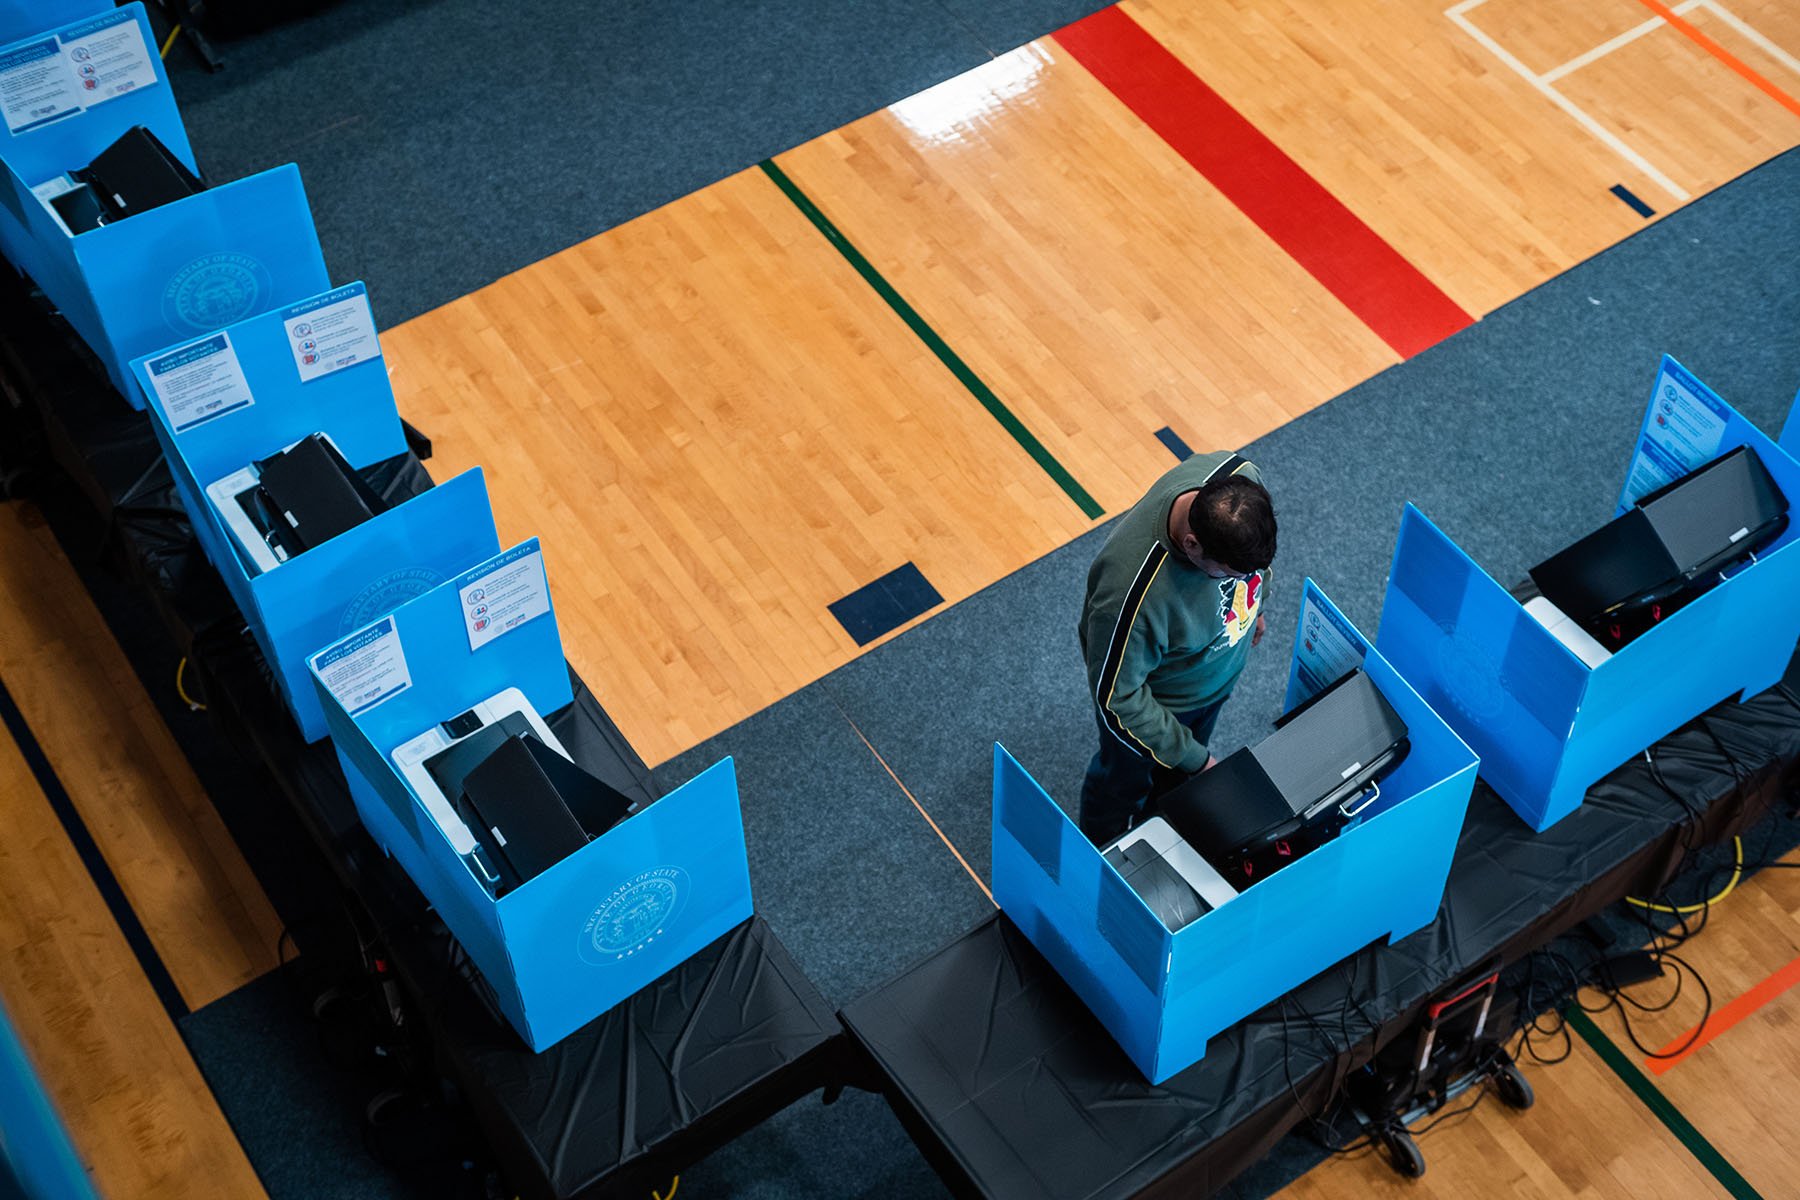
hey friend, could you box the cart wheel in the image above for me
[1494,1062,1535,1110]
[1382,1128,1426,1179]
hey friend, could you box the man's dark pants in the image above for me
[1078,696,1229,846]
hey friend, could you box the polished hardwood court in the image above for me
[1278,1033,1732,1198]
[386,0,1800,769]
[384,166,1097,766]
[0,506,269,1199]
[0,503,279,1011]
[1580,860,1800,1198]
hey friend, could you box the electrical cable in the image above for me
[1406,1079,1490,1139]
[1276,995,1376,1157]
[175,655,206,711]
[1626,837,1742,913]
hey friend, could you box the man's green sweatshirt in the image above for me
[1079,451,1268,774]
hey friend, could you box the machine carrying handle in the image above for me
[1718,547,1760,584]
[1339,779,1380,821]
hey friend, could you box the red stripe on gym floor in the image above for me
[1648,951,1800,1075]
[1052,6,1473,359]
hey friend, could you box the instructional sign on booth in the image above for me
[0,11,156,135]
[144,332,255,432]
[1623,362,1729,504]
[1294,591,1366,703]
[281,283,380,384]
[314,616,412,716]
[457,544,550,652]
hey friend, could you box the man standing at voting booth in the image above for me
[1079,452,1278,846]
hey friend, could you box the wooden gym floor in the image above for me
[4,0,1799,1195]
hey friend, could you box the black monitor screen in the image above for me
[1529,509,1677,629]
[1528,445,1788,647]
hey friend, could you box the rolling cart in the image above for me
[1342,964,1533,1178]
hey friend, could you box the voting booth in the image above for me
[992,581,1478,1083]
[1378,357,1800,832]
[0,6,326,401]
[130,285,496,741]
[310,544,756,1052]
[1783,386,1800,453]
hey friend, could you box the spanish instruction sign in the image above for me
[1293,589,1367,705]
[314,616,412,716]
[0,11,156,135]
[281,282,381,384]
[1622,359,1730,505]
[456,542,551,653]
[457,546,547,658]
[144,332,255,433]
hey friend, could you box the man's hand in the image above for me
[1252,612,1266,646]
[1203,755,1218,771]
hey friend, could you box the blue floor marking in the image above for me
[829,562,944,646]
[1611,185,1656,218]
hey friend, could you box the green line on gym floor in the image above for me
[757,158,1105,521]
[1566,1006,1762,1199]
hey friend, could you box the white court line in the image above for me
[1541,0,1705,83]
[1447,0,1692,201]
[1699,0,1800,81]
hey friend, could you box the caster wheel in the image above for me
[1382,1128,1426,1179]
[1495,1061,1535,1110]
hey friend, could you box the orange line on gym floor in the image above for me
[838,710,995,906]
[1648,950,1800,1074]
[1633,0,1800,120]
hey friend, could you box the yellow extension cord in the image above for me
[1624,836,1742,914]
[175,656,206,711]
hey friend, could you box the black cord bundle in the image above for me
[1276,993,1379,1159]
[1511,721,1799,1066]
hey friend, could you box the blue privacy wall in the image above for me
[0,0,111,48]
[0,12,326,401]
[0,4,191,286]
[132,292,491,741]
[311,543,754,1052]
[992,580,1478,1083]
[1377,356,1800,831]
[132,280,402,583]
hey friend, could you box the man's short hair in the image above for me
[1188,476,1277,573]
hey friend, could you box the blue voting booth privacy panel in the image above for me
[131,295,472,742]
[131,280,402,583]
[72,163,329,402]
[1378,358,1800,831]
[1377,506,1583,828]
[0,6,190,297]
[993,581,1477,1083]
[0,998,99,1200]
[0,0,111,46]
[248,470,500,742]
[312,544,754,1051]
[1782,387,1800,456]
